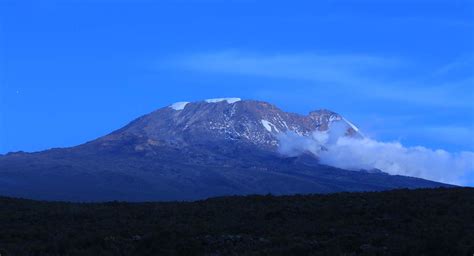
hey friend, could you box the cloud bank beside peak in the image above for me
[277,125,474,186]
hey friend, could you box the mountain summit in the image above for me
[0,98,449,201]
[98,98,360,154]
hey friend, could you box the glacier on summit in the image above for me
[205,98,242,104]
[170,102,190,110]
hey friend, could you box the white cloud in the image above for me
[277,125,474,186]
[171,50,474,108]
[174,50,402,86]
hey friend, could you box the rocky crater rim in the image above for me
[169,98,242,110]
[168,98,343,117]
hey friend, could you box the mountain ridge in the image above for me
[94,98,361,153]
[0,98,452,201]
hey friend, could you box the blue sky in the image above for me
[1,0,473,157]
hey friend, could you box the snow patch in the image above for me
[170,102,189,110]
[205,98,241,104]
[342,117,359,132]
[329,115,341,122]
[261,120,279,133]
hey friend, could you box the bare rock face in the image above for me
[99,99,361,153]
[0,98,450,202]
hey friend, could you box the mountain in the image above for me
[101,98,361,152]
[0,98,450,201]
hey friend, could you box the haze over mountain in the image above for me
[0,98,452,201]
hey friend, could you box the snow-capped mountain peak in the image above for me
[105,99,361,152]
[0,98,449,202]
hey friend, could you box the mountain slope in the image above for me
[0,99,451,201]
[98,98,361,151]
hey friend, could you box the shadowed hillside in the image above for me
[0,188,473,255]
[0,100,451,202]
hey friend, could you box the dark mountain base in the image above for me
[0,188,473,256]
[0,100,453,201]
[0,145,451,202]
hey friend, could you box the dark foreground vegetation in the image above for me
[0,188,473,256]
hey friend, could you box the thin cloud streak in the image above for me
[171,50,473,108]
[174,50,403,86]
